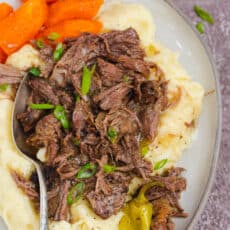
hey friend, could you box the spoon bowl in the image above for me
[12,75,48,230]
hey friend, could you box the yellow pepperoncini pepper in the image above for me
[119,182,163,230]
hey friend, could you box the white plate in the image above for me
[0,0,221,229]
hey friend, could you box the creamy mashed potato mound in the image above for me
[0,2,204,230]
[6,44,44,71]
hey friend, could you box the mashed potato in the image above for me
[6,44,44,71]
[0,2,204,230]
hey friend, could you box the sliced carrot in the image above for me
[0,48,7,63]
[22,0,57,3]
[0,0,48,55]
[39,19,102,42]
[46,0,57,3]
[0,2,13,21]
[47,0,104,26]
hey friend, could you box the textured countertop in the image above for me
[171,1,230,229]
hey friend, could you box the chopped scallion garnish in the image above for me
[81,64,96,95]
[67,182,85,205]
[141,145,149,157]
[194,5,214,25]
[48,32,60,41]
[122,75,129,83]
[196,22,205,34]
[107,127,118,144]
[0,84,8,92]
[76,163,97,179]
[29,103,55,110]
[53,42,64,61]
[154,159,168,170]
[103,164,117,173]
[76,95,81,102]
[36,39,44,49]
[29,67,41,77]
[53,105,69,129]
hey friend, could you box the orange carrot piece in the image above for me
[0,48,7,63]
[46,0,57,3]
[39,19,102,42]
[0,0,48,55]
[21,0,57,3]
[47,0,104,26]
[0,2,13,21]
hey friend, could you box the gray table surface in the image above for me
[171,1,230,229]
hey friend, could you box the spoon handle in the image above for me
[34,163,48,230]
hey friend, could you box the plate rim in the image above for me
[163,0,222,229]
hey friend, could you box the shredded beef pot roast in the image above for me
[10,28,187,227]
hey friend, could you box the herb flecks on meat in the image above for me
[12,28,187,226]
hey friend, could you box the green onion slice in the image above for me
[0,84,8,92]
[48,32,60,41]
[36,39,44,49]
[29,103,55,110]
[29,67,41,77]
[141,145,149,157]
[53,42,64,61]
[76,95,81,102]
[53,105,70,129]
[122,75,129,83]
[67,182,85,206]
[76,163,97,179]
[196,22,205,34]
[107,127,118,144]
[81,64,96,95]
[154,159,168,170]
[194,5,214,25]
[103,164,117,174]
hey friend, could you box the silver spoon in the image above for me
[12,75,48,230]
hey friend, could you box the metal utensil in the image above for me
[11,75,48,230]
